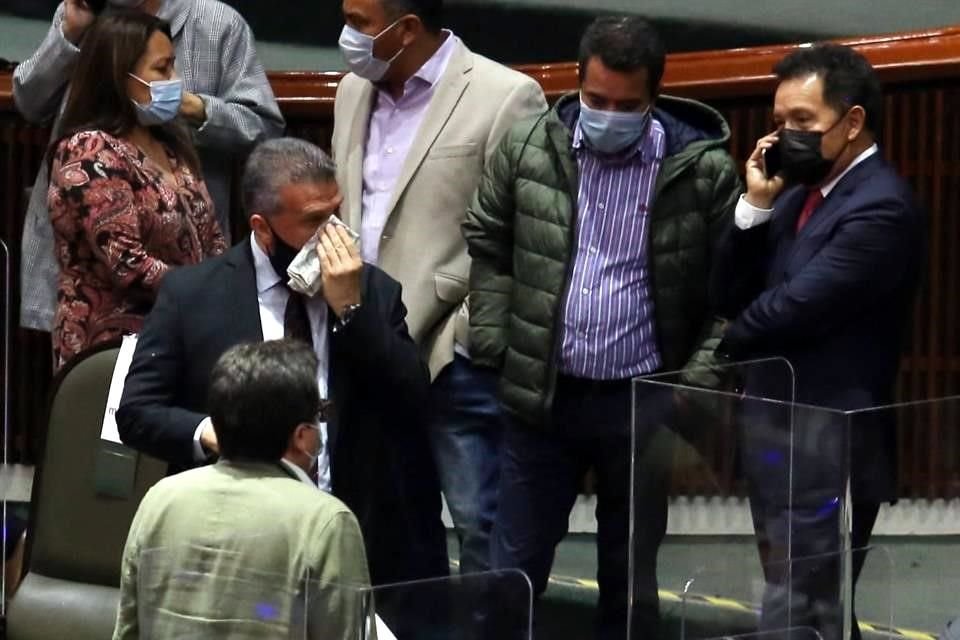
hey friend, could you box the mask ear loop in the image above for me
[373,16,409,66]
[127,72,150,87]
[823,107,855,162]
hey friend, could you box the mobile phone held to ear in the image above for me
[762,140,782,179]
[86,0,109,14]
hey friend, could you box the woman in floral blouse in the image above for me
[47,10,225,370]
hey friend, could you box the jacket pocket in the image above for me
[427,143,479,160]
[434,272,468,303]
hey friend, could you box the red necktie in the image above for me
[795,189,825,232]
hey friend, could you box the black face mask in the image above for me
[265,222,300,282]
[779,113,850,186]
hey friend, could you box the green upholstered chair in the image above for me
[7,343,167,640]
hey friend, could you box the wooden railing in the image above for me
[2,27,959,498]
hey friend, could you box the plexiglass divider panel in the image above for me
[630,358,857,640]
[136,542,533,640]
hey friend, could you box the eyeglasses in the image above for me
[315,399,333,424]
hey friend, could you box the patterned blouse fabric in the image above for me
[48,130,226,370]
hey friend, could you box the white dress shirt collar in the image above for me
[818,143,879,198]
[279,458,316,486]
[412,30,459,87]
[251,232,283,294]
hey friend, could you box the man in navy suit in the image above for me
[714,44,924,640]
[117,138,448,587]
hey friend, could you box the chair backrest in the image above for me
[26,343,167,587]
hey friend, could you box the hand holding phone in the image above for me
[744,131,786,209]
[762,140,782,179]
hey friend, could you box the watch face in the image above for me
[340,303,361,325]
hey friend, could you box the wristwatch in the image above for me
[335,303,363,331]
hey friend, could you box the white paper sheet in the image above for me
[100,334,138,444]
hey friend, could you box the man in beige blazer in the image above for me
[332,0,546,574]
[114,340,370,639]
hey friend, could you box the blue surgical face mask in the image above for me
[578,97,652,155]
[128,73,183,126]
[338,19,406,82]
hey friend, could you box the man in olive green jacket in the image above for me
[114,341,370,640]
[462,17,739,640]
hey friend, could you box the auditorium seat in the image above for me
[7,343,166,640]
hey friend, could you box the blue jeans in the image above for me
[428,354,503,574]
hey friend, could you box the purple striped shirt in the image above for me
[558,116,665,379]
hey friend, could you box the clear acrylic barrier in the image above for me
[675,546,892,640]
[135,543,532,640]
[1,236,10,614]
[687,629,824,640]
[846,397,960,638]
[136,544,349,639]
[353,569,533,640]
[630,358,856,640]
[633,358,960,640]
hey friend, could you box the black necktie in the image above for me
[283,287,313,349]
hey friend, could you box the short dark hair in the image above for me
[208,340,321,462]
[241,138,336,217]
[773,43,883,135]
[382,0,443,33]
[578,16,665,96]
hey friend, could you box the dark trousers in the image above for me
[751,497,880,640]
[491,375,669,640]
[742,403,881,640]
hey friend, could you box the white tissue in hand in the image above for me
[286,215,360,297]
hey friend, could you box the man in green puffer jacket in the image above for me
[462,16,740,640]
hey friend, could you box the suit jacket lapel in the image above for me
[380,41,473,223]
[763,187,804,282]
[785,154,883,268]
[225,239,266,344]
[344,83,376,231]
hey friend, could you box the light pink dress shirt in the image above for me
[360,31,461,264]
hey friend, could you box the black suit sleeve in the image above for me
[721,196,916,358]
[710,218,770,318]
[116,276,208,468]
[329,272,430,415]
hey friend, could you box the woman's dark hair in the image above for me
[50,10,200,174]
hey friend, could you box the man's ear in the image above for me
[287,423,312,456]
[846,105,867,141]
[250,214,272,250]
[400,14,422,48]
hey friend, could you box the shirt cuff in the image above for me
[190,94,211,132]
[193,417,213,462]
[735,194,774,230]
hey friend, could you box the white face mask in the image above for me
[300,422,323,469]
[338,18,406,82]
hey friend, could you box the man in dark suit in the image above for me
[714,44,924,640]
[116,137,448,586]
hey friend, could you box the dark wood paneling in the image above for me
[1,26,959,498]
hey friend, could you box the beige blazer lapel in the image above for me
[381,42,474,222]
[343,81,376,230]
